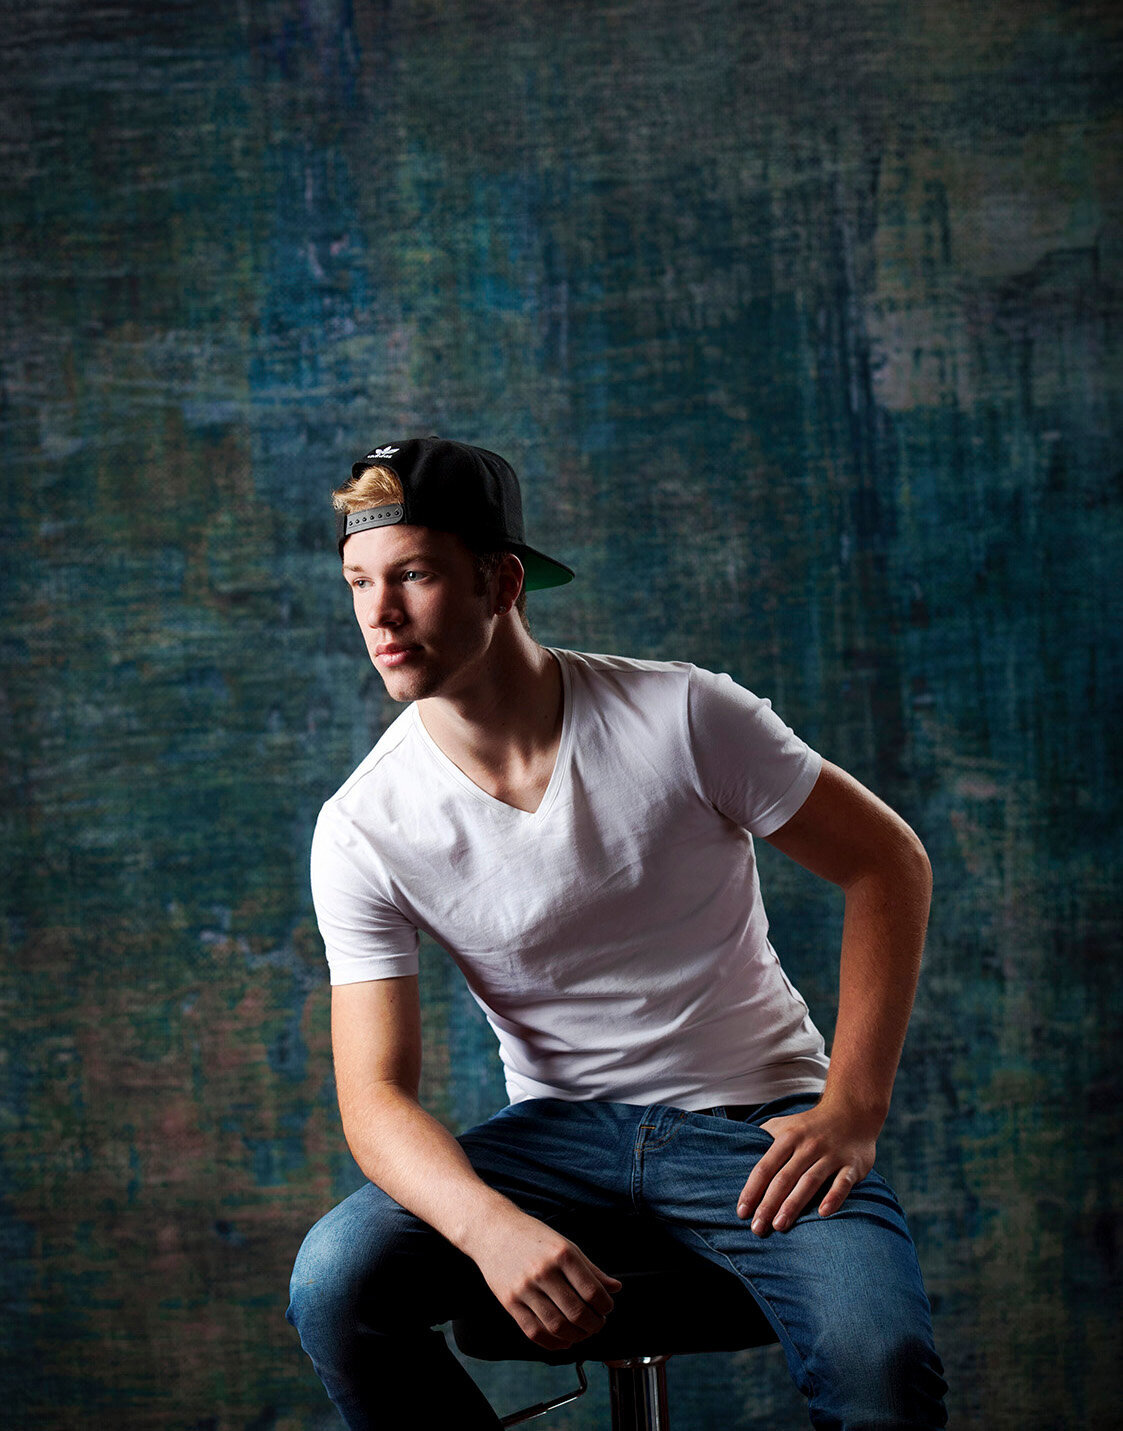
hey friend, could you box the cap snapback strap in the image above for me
[344,503,404,536]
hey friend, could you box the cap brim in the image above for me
[512,545,576,592]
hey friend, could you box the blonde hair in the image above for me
[332,464,529,623]
[332,463,403,514]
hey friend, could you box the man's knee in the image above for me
[807,1322,947,1429]
[286,1185,476,1359]
[286,1188,410,1349]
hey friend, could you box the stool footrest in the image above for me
[499,1362,588,1427]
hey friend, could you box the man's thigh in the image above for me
[631,1099,929,1305]
[456,1097,639,1218]
[631,1102,941,1408]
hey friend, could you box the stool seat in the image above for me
[454,1213,775,1365]
[452,1214,777,1427]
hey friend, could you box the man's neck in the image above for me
[416,630,564,811]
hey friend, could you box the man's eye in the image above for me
[352,578,370,589]
[402,569,425,581]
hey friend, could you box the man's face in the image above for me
[342,522,495,703]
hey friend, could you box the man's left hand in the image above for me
[735,1101,880,1235]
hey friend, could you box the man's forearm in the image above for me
[736,839,932,1233]
[340,1082,623,1349]
[818,842,933,1128]
[340,1082,519,1257]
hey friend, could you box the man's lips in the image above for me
[375,642,420,666]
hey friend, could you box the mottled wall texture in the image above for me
[1,1,1120,1426]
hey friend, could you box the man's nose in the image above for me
[365,582,401,628]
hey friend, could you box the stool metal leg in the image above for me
[605,1355,671,1431]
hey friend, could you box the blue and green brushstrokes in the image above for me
[1,2,1119,1426]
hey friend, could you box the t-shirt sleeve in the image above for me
[310,805,420,985]
[686,665,822,836]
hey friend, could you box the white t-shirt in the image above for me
[311,649,830,1110]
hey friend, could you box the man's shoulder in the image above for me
[560,648,736,728]
[558,647,698,688]
[318,704,420,821]
[560,649,773,708]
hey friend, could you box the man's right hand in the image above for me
[464,1207,623,1350]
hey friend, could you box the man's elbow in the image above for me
[879,826,934,942]
[902,824,933,893]
[847,817,931,904]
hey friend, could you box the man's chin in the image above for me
[372,664,441,704]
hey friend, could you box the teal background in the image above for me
[1,1,1120,1426]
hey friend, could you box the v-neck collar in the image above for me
[410,648,574,820]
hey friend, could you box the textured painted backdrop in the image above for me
[1,1,1120,1427]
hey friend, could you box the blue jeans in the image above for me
[287,1096,947,1429]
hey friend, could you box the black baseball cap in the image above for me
[336,436,575,591]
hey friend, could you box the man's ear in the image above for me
[495,553,525,613]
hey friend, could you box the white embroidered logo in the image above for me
[367,446,399,459]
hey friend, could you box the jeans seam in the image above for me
[678,1225,815,1403]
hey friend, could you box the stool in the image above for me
[452,1214,778,1430]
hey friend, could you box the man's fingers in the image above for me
[748,1167,807,1234]
[817,1166,858,1218]
[520,1278,605,1346]
[771,1160,837,1230]
[481,1217,626,1349]
[737,1144,811,1227]
[549,1277,607,1335]
[577,1255,623,1312]
[519,1248,622,1345]
[561,1255,621,1324]
[736,1146,791,1219]
[511,1296,574,1349]
[734,1108,877,1234]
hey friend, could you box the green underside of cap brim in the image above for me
[515,546,576,592]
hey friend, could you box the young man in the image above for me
[287,437,947,1429]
